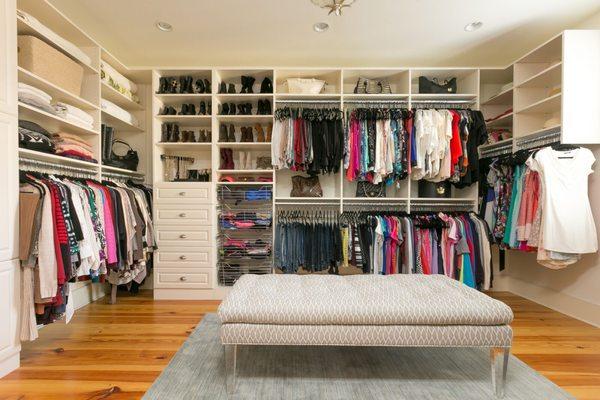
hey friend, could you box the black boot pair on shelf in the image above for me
[240,76,256,93]
[179,104,197,115]
[161,123,212,143]
[219,124,236,142]
[159,101,211,116]
[220,148,235,169]
[220,103,253,115]
[156,76,212,94]
[257,99,272,115]
[260,77,273,94]
[218,82,236,94]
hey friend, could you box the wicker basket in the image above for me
[18,35,84,97]
[285,78,326,94]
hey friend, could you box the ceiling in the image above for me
[49,0,600,68]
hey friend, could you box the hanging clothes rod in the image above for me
[344,100,408,104]
[19,157,98,176]
[103,171,145,181]
[411,99,476,104]
[515,128,561,150]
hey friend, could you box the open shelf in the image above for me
[216,142,271,149]
[275,93,341,101]
[18,102,98,136]
[217,181,273,186]
[516,62,562,89]
[19,148,99,169]
[411,93,478,101]
[156,142,212,149]
[155,93,212,103]
[155,115,212,127]
[486,113,514,129]
[518,124,561,139]
[101,81,144,111]
[217,169,273,174]
[101,164,145,176]
[276,197,340,202]
[101,110,144,132]
[216,93,274,101]
[481,87,513,106]
[216,115,273,124]
[18,66,98,111]
[516,93,561,114]
[342,93,409,101]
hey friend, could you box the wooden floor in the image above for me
[0,291,598,400]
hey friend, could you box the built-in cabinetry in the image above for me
[480,30,600,154]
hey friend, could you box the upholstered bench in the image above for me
[218,274,513,397]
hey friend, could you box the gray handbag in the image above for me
[354,77,392,94]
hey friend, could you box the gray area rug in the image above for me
[143,314,574,400]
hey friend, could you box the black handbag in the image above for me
[418,76,457,94]
[356,181,386,198]
[105,139,139,171]
[418,181,451,198]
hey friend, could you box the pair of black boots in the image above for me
[157,76,211,94]
[219,124,236,142]
[257,99,272,115]
[218,76,255,94]
[101,124,115,163]
[221,103,253,115]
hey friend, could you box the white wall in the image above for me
[494,13,600,326]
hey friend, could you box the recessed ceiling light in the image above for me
[156,21,173,32]
[313,22,329,32]
[464,21,483,32]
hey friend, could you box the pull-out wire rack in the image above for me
[217,185,273,286]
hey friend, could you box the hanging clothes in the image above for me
[271,107,344,174]
[410,108,487,187]
[478,145,597,269]
[343,108,410,185]
[18,173,156,340]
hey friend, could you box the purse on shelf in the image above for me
[418,76,457,94]
[256,156,272,170]
[290,175,323,197]
[354,77,392,94]
[356,181,386,198]
[285,78,326,94]
[418,180,451,198]
[105,139,139,171]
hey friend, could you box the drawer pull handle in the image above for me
[179,234,188,239]
[179,213,187,218]
[180,276,188,282]
[179,192,186,196]
[179,255,187,260]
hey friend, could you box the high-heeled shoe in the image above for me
[207,103,212,115]
[228,83,236,94]
[236,104,245,115]
[168,77,178,93]
[198,130,207,143]
[179,104,189,115]
[219,82,227,94]
[157,77,168,94]
[229,103,236,115]
[170,124,180,142]
[188,104,197,115]
[199,101,206,115]
[204,79,211,94]
[181,130,190,142]
[206,130,212,142]
[241,76,256,93]
[260,77,273,93]
[161,123,169,142]
[263,100,271,115]
[188,131,197,142]
[179,76,187,94]
[228,124,236,142]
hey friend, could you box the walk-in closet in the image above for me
[1,1,600,399]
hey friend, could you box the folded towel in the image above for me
[55,144,94,159]
[62,113,94,130]
[52,132,93,147]
[18,82,52,103]
[52,137,93,153]
[17,10,93,68]
[53,102,94,125]
[101,99,139,128]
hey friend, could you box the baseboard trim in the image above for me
[506,277,600,327]
[0,348,20,378]
[71,281,109,310]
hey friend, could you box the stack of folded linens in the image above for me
[52,132,96,163]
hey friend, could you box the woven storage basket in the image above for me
[18,35,84,96]
[285,78,326,94]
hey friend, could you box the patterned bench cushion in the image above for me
[220,323,513,348]
[218,274,513,326]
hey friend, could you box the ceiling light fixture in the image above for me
[155,21,173,32]
[313,22,330,32]
[311,0,355,16]
[464,21,483,32]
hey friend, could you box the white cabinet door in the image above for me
[0,113,17,261]
[0,259,19,366]
[0,0,17,116]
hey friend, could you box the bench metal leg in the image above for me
[224,344,237,394]
[490,347,509,398]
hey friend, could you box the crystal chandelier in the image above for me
[311,0,356,16]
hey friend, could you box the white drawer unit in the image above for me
[156,226,212,247]
[156,247,212,268]
[155,183,212,204]
[155,268,213,289]
[155,204,212,226]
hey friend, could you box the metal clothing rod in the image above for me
[344,100,408,104]
[276,100,341,104]
[19,157,98,175]
[103,171,145,181]
[411,99,476,104]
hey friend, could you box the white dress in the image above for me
[528,147,598,254]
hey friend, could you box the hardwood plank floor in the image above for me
[0,291,598,399]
